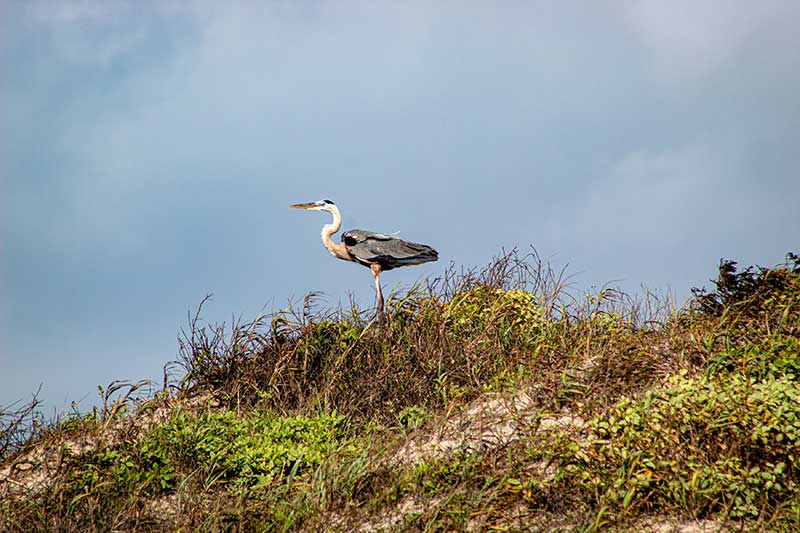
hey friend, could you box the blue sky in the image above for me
[2,1,799,413]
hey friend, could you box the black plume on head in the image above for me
[322,199,335,205]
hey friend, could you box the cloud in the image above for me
[625,0,800,80]
[544,139,741,293]
[20,1,140,67]
[587,140,737,241]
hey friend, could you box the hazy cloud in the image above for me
[625,0,800,81]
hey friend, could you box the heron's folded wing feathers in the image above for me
[342,230,438,269]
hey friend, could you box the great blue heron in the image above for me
[290,199,438,313]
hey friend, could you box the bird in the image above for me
[290,199,438,314]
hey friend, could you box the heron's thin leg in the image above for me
[371,264,384,317]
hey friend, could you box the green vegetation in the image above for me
[2,251,799,531]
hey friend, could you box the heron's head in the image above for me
[290,199,336,212]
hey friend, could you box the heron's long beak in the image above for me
[290,202,317,209]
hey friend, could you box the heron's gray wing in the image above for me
[342,230,438,270]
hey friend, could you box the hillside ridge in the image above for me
[2,251,799,532]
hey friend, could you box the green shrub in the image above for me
[445,286,545,346]
[691,253,800,317]
[70,444,175,498]
[709,335,800,379]
[582,371,800,518]
[147,410,344,488]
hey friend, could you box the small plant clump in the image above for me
[582,372,800,520]
[1,250,799,531]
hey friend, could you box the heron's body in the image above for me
[341,230,439,270]
[291,199,438,313]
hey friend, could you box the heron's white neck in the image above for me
[321,205,351,261]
